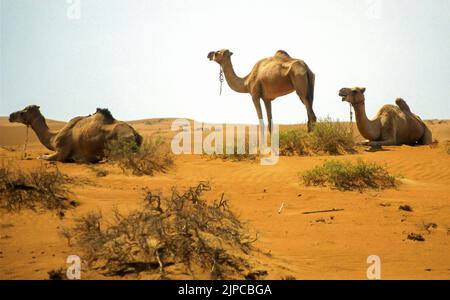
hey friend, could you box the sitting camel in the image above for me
[208,49,317,133]
[339,87,432,146]
[9,105,142,162]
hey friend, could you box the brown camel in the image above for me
[208,49,317,133]
[9,105,142,162]
[339,87,432,146]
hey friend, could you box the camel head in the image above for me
[339,87,366,105]
[9,105,42,126]
[207,49,233,64]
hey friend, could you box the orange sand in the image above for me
[0,117,449,279]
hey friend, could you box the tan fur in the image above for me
[208,49,317,132]
[339,87,432,146]
[9,105,142,162]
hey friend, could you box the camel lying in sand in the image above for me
[9,105,142,162]
[339,87,432,146]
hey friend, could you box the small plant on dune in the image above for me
[279,118,355,156]
[309,118,355,155]
[0,162,76,212]
[67,182,265,279]
[205,140,258,162]
[105,136,173,176]
[202,130,258,162]
[302,159,397,191]
[279,128,309,156]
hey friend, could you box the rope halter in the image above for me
[219,67,224,96]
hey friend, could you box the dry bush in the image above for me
[105,136,173,176]
[0,162,77,212]
[280,118,355,156]
[302,159,397,191]
[68,182,264,279]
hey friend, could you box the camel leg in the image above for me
[292,76,316,132]
[38,153,59,161]
[39,147,71,162]
[252,95,266,147]
[263,100,273,135]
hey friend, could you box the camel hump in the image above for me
[95,108,116,122]
[275,50,291,58]
[65,116,85,129]
[395,98,412,113]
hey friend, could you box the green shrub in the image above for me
[302,159,397,191]
[279,118,355,156]
[309,118,355,155]
[105,136,173,176]
[279,128,309,156]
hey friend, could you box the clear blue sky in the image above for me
[1,0,449,123]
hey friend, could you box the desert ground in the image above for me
[0,117,449,280]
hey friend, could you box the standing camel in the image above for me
[207,49,317,133]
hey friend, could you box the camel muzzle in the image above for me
[207,51,215,61]
[8,113,17,123]
[339,89,351,100]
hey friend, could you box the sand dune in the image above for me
[0,117,449,279]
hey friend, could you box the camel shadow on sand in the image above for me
[363,145,391,153]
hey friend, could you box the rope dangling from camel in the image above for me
[22,125,29,160]
[349,103,354,136]
[219,67,224,96]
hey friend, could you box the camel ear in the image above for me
[224,49,233,56]
[361,88,366,94]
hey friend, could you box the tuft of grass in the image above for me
[279,118,355,156]
[0,162,76,212]
[279,128,310,156]
[309,118,355,155]
[105,136,173,176]
[67,182,264,279]
[202,129,259,162]
[205,141,258,162]
[302,159,397,191]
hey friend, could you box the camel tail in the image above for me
[395,98,412,113]
[306,64,315,105]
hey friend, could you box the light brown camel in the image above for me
[9,105,142,162]
[208,49,317,133]
[339,87,432,146]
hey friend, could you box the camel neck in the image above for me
[30,115,56,151]
[352,101,381,141]
[221,58,249,94]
